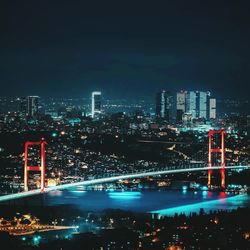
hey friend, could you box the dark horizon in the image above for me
[1,1,250,100]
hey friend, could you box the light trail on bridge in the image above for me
[137,140,205,145]
[0,165,249,202]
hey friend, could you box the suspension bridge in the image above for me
[0,129,249,202]
[0,165,249,202]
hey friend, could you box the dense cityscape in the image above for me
[0,90,249,249]
[1,1,250,249]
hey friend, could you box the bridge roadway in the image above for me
[0,165,249,202]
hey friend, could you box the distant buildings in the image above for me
[185,91,198,119]
[18,96,39,118]
[156,90,216,123]
[156,90,173,122]
[209,98,216,119]
[27,96,39,118]
[176,91,187,122]
[91,91,102,118]
[177,91,215,122]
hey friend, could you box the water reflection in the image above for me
[108,191,142,200]
[151,194,249,216]
[24,190,250,215]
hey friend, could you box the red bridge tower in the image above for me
[24,138,47,192]
[208,129,226,189]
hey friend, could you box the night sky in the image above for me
[1,1,250,100]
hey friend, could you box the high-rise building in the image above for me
[27,96,39,118]
[185,91,211,120]
[186,91,197,119]
[176,91,187,122]
[197,91,210,119]
[156,90,173,122]
[91,91,102,118]
[19,97,27,117]
[209,98,216,119]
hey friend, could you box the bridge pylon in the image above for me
[24,138,47,192]
[208,129,225,189]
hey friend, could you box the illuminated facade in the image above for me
[27,96,39,118]
[185,91,197,119]
[91,91,102,118]
[198,91,209,119]
[209,98,216,119]
[156,90,173,122]
[176,91,187,122]
[19,97,28,117]
[184,91,213,120]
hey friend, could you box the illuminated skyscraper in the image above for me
[156,90,173,122]
[27,96,39,118]
[197,91,210,119]
[185,91,211,120]
[17,97,27,118]
[91,91,102,118]
[186,91,197,119]
[209,98,216,119]
[176,91,187,122]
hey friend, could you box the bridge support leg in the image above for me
[24,142,28,192]
[220,168,225,189]
[40,141,46,192]
[24,139,47,192]
[208,129,226,189]
[220,130,225,189]
[208,169,212,189]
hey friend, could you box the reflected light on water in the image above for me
[48,190,63,196]
[108,191,142,200]
[150,194,248,216]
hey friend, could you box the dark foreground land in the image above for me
[0,204,250,249]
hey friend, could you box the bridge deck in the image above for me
[0,165,249,202]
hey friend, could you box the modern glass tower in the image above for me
[176,91,187,122]
[198,91,209,119]
[186,91,197,119]
[156,90,173,122]
[27,96,39,118]
[209,98,216,119]
[91,91,102,118]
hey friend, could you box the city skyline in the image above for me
[0,1,250,249]
[1,1,250,100]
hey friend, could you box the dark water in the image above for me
[27,189,250,216]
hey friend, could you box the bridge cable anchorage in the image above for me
[24,139,47,192]
[208,129,226,189]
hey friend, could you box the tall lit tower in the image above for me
[91,91,102,118]
[185,91,197,119]
[197,91,210,119]
[156,90,173,122]
[209,98,216,119]
[176,91,187,122]
[19,97,28,118]
[185,91,210,120]
[27,96,39,118]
